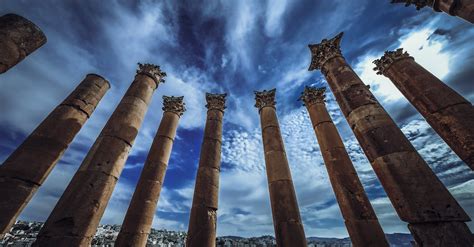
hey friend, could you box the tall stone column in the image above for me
[186,93,226,247]
[391,0,474,24]
[254,89,308,247]
[115,96,185,247]
[300,86,389,247]
[374,48,474,170]
[308,33,473,246]
[0,74,109,237]
[33,63,165,247]
[0,13,47,74]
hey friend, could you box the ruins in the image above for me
[186,93,226,247]
[32,63,165,246]
[374,48,474,170]
[255,89,308,247]
[391,0,474,24]
[0,74,109,237]
[308,32,473,246]
[300,86,389,247]
[115,96,186,247]
[1,1,473,246]
[0,13,46,74]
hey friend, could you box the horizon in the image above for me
[1,0,473,239]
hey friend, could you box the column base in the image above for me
[408,221,473,247]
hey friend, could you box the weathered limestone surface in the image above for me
[255,89,307,247]
[0,74,109,237]
[308,33,473,246]
[186,93,226,247]
[115,96,185,247]
[300,87,388,247]
[374,48,474,170]
[0,13,47,74]
[391,0,474,24]
[33,63,165,247]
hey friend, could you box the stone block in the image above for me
[408,221,474,246]
[274,219,307,247]
[262,126,285,152]
[78,136,131,178]
[192,167,219,209]
[268,180,302,224]
[186,205,217,247]
[39,171,117,239]
[198,139,222,170]
[0,14,46,73]
[0,178,37,233]
[146,137,174,167]
[307,103,332,126]
[372,151,470,222]
[314,123,345,150]
[156,113,179,138]
[260,107,279,128]
[264,150,292,183]
[345,219,388,247]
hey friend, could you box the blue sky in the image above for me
[1,0,473,238]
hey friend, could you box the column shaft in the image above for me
[186,93,225,247]
[33,64,165,247]
[0,13,47,73]
[301,87,388,247]
[325,57,472,246]
[391,0,474,24]
[0,74,109,236]
[435,0,474,23]
[308,33,472,246]
[115,96,185,247]
[255,89,307,247]
[374,49,474,170]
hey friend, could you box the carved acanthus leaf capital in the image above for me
[137,63,167,86]
[308,32,344,71]
[300,86,326,106]
[206,93,227,112]
[373,48,412,75]
[162,96,186,116]
[391,0,434,10]
[254,89,276,111]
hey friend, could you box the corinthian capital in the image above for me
[205,93,227,112]
[300,86,326,106]
[137,63,167,86]
[308,32,344,71]
[373,48,412,75]
[391,0,434,10]
[254,89,276,111]
[162,96,186,116]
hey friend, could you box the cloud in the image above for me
[264,0,289,37]
[1,0,473,240]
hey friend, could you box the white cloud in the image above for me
[264,0,289,37]
[355,27,452,104]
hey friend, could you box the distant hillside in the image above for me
[2,221,416,246]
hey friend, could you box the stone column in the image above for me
[300,86,389,247]
[391,0,474,24]
[308,33,473,246]
[186,93,226,247]
[33,63,165,247]
[0,13,47,74]
[254,89,307,247]
[0,74,109,237]
[115,96,185,247]
[374,48,474,170]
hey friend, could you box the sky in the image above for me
[0,0,473,238]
